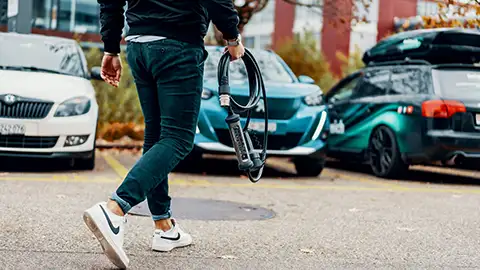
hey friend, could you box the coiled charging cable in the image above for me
[217,48,268,183]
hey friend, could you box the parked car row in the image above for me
[1,28,480,179]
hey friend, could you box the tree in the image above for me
[211,0,373,45]
[394,0,480,32]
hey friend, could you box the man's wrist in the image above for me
[226,34,241,47]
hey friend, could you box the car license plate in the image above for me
[0,123,26,135]
[249,121,277,133]
[477,114,480,125]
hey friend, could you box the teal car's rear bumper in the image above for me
[193,97,329,159]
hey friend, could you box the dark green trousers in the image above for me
[111,39,207,220]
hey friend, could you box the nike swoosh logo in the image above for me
[161,233,181,241]
[99,205,120,235]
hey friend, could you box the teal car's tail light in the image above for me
[303,91,324,106]
[54,96,91,117]
[422,100,466,118]
[202,89,213,100]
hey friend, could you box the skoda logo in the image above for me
[3,94,16,105]
[255,99,265,113]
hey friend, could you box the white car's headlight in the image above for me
[303,91,324,106]
[54,96,91,117]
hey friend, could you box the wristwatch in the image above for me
[226,34,242,46]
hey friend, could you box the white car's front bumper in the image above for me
[0,110,97,157]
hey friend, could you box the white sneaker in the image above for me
[152,218,192,252]
[83,202,129,269]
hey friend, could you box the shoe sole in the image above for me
[83,211,129,269]
[152,237,193,252]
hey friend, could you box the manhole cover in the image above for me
[128,198,275,221]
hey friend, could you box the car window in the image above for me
[204,47,294,83]
[352,69,390,99]
[390,67,430,95]
[0,35,85,78]
[432,69,480,99]
[328,76,362,103]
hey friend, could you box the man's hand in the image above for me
[101,54,122,87]
[227,43,245,61]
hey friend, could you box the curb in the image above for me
[95,143,142,150]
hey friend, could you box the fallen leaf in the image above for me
[300,248,314,254]
[397,227,416,232]
[218,255,237,259]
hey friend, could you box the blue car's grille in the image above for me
[231,95,299,120]
[215,129,303,151]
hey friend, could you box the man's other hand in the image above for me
[227,43,245,61]
[101,54,122,87]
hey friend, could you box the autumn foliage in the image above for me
[395,0,480,32]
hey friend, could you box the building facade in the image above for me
[0,0,464,74]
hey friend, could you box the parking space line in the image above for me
[322,170,407,190]
[95,153,480,195]
[0,176,115,183]
[102,152,129,179]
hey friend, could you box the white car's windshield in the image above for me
[433,69,480,99]
[204,47,294,83]
[0,35,85,78]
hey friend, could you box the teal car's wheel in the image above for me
[293,157,325,177]
[368,126,408,178]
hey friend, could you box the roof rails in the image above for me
[367,58,431,67]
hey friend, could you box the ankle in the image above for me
[154,219,173,231]
[107,199,125,216]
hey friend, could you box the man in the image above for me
[83,0,245,268]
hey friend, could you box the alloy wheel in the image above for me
[369,127,395,176]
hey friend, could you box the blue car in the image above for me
[181,46,329,176]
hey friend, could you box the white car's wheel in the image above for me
[73,150,96,170]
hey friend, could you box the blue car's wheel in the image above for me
[293,157,325,177]
[173,151,203,172]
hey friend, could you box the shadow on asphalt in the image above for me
[173,156,297,179]
[0,157,75,173]
[326,160,480,187]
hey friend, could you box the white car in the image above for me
[0,32,101,170]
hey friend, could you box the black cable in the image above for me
[217,48,268,183]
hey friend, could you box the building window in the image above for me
[417,0,439,16]
[31,0,100,33]
[0,0,7,25]
[259,34,272,49]
[243,36,255,49]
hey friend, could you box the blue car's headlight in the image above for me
[202,89,213,100]
[54,96,91,117]
[303,91,324,106]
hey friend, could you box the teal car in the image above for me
[325,28,480,178]
[181,46,329,176]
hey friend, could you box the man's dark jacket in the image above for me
[97,0,240,54]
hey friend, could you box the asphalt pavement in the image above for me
[1,150,480,269]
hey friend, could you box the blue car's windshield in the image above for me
[204,47,294,83]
